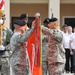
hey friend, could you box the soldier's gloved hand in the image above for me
[32,20,36,27]
[0,19,3,25]
[0,45,5,51]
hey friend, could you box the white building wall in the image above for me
[5,0,10,28]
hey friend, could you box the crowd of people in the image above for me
[62,25,75,73]
[0,10,75,75]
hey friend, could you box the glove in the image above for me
[0,45,5,51]
[0,19,3,25]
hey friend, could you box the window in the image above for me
[62,16,75,28]
[11,17,35,31]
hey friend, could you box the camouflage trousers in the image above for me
[10,53,29,75]
[11,63,28,75]
[48,62,65,75]
[0,57,10,75]
[26,58,29,75]
[42,61,49,75]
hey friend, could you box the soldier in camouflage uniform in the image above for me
[42,18,50,75]
[0,14,13,75]
[10,20,37,75]
[42,18,66,75]
[20,13,29,30]
[20,14,30,75]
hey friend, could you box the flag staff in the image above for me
[0,9,4,45]
[51,8,53,18]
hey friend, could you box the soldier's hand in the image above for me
[32,20,36,27]
[70,50,73,55]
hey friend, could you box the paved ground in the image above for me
[63,73,74,75]
[47,72,74,75]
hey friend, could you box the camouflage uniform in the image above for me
[42,26,66,75]
[42,33,48,75]
[0,27,13,75]
[10,26,34,75]
[25,27,30,75]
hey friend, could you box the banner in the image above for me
[27,17,42,75]
[0,0,5,11]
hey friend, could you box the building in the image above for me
[5,0,75,30]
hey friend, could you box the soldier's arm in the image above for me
[5,29,13,50]
[42,26,53,35]
[16,25,35,45]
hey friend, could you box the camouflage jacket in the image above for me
[42,33,48,61]
[42,26,66,64]
[0,27,13,57]
[10,26,34,66]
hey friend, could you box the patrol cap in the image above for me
[43,18,50,24]
[14,20,26,26]
[20,14,28,19]
[49,18,58,22]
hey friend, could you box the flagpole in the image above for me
[40,18,42,65]
[0,25,2,45]
[0,10,3,45]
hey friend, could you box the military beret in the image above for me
[43,18,50,24]
[20,14,28,19]
[49,18,58,22]
[14,20,26,26]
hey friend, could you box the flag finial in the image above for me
[51,8,53,18]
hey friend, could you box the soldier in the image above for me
[10,20,37,75]
[20,13,29,30]
[0,12,13,75]
[42,18,50,75]
[20,13,30,75]
[42,18,66,75]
